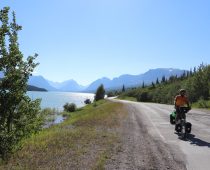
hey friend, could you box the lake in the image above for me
[27,91,95,111]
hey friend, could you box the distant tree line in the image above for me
[119,64,210,107]
[27,85,47,91]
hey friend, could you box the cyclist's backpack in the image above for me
[185,122,192,133]
[170,110,176,124]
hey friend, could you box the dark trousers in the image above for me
[175,107,186,123]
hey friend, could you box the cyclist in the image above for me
[174,89,190,125]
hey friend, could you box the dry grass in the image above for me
[0,100,127,170]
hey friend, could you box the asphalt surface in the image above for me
[110,99,210,170]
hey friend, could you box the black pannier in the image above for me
[185,122,192,133]
[175,124,182,132]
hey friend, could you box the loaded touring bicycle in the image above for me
[170,106,192,139]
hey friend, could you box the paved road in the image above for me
[108,99,210,170]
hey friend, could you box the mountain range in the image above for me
[47,79,86,92]
[26,68,186,92]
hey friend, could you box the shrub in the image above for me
[63,103,77,112]
[107,91,115,97]
[41,108,57,116]
[84,99,91,104]
[137,91,151,102]
[197,99,210,108]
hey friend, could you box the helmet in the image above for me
[179,89,186,94]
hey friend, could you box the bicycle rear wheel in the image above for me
[180,123,186,139]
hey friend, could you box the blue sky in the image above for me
[1,0,210,85]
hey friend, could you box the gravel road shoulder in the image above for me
[106,101,186,170]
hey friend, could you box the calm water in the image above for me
[27,91,95,110]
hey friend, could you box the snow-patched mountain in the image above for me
[1,68,187,92]
[85,68,185,92]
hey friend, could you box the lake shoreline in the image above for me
[27,91,95,110]
[27,91,94,128]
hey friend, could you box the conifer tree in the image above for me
[95,84,105,101]
[161,76,166,83]
[156,78,159,84]
[142,81,145,88]
[122,84,125,92]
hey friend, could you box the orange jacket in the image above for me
[174,95,189,107]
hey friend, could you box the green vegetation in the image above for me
[0,7,42,160]
[27,85,47,92]
[84,98,92,104]
[41,108,60,125]
[95,84,105,101]
[63,102,77,112]
[107,90,120,97]
[119,64,210,108]
[192,99,210,109]
[0,100,127,169]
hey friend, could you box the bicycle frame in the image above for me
[180,113,186,138]
[176,107,190,139]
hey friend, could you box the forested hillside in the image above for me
[27,85,47,91]
[119,64,210,108]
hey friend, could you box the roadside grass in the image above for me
[117,96,137,102]
[191,99,210,110]
[0,100,127,169]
